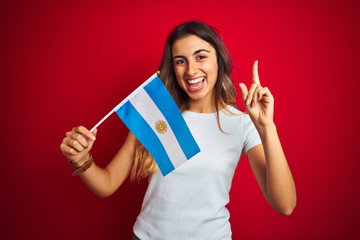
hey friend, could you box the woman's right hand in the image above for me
[60,126,97,167]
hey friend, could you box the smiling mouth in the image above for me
[187,77,205,91]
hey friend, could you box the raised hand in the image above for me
[239,60,274,128]
[60,126,97,167]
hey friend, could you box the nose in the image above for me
[186,60,198,77]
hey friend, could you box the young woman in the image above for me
[60,21,296,240]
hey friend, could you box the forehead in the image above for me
[171,34,215,56]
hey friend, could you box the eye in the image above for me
[197,55,207,60]
[175,59,186,65]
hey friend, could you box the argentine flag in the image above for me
[91,73,200,176]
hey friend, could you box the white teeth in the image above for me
[188,77,204,84]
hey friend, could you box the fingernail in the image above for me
[90,135,96,141]
[251,102,255,108]
[246,99,251,105]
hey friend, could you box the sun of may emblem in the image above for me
[155,120,167,134]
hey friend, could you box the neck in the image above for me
[188,96,221,113]
[188,102,216,113]
[186,91,224,113]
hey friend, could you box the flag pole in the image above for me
[89,71,161,133]
[90,105,117,132]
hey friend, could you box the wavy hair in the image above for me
[130,21,238,181]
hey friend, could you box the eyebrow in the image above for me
[173,49,211,59]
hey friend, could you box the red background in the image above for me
[1,0,359,239]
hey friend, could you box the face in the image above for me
[171,34,218,108]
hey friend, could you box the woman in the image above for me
[60,21,296,239]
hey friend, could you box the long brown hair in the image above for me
[131,21,238,181]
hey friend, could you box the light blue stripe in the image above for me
[116,101,175,176]
[144,76,200,160]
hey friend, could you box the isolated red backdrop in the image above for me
[1,0,359,239]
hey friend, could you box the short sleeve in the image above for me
[243,115,262,154]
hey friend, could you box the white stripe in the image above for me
[129,88,187,168]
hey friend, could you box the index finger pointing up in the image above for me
[252,60,261,85]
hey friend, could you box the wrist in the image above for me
[71,153,94,176]
[78,153,91,167]
[255,123,280,145]
[254,121,276,133]
[69,153,91,169]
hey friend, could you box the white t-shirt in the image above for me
[133,106,262,240]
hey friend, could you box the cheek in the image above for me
[205,60,218,79]
[174,67,184,82]
[202,56,217,70]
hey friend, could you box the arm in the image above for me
[239,61,296,215]
[60,126,137,198]
[247,126,296,216]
